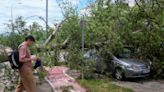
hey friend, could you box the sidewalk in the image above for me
[37,80,53,92]
[0,81,52,92]
[46,66,86,92]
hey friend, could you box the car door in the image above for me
[108,55,115,73]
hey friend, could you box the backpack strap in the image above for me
[11,52,19,67]
[18,44,24,50]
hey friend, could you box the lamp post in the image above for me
[46,0,48,39]
[11,6,14,32]
[10,2,22,32]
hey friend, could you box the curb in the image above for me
[45,77,56,92]
[63,69,75,81]
[44,67,79,92]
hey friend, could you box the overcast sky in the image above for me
[0,0,134,34]
[0,0,91,34]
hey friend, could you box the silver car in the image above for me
[84,49,151,80]
[108,50,151,80]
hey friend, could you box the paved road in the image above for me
[112,79,164,92]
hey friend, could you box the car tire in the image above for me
[114,68,125,80]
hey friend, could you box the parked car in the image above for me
[84,49,151,80]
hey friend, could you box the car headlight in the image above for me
[126,64,141,71]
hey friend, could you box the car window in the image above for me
[84,49,97,59]
[116,48,132,58]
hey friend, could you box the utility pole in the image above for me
[46,0,49,39]
[81,15,85,53]
[81,15,85,80]
[11,6,14,32]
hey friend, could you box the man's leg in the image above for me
[15,79,25,92]
[20,69,36,92]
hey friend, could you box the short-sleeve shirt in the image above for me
[19,42,32,69]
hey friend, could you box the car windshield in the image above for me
[84,49,97,59]
[116,48,134,58]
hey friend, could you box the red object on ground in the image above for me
[47,66,86,92]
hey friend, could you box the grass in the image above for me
[78,79,134,92]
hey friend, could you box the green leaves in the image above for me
[54,0,164,78]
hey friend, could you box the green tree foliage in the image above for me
[53,0,164,78]
[0,17,46,50]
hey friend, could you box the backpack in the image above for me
[8,47,23,69]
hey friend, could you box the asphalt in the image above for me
[112,78,164,92]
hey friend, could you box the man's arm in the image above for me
[19,46,31,62]
[20,57,31,62]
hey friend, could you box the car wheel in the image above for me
[114,68,125,80]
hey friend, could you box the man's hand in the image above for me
[31,55,38,61]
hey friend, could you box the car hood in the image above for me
[118,58,147,66]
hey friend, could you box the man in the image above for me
[15,35,38,92]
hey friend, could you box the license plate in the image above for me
[142,70,150,73]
